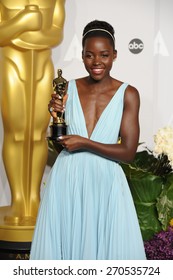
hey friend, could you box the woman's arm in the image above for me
[58,85,140,163]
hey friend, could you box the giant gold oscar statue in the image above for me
[0,0,66,245]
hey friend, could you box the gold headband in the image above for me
[83,28,115,41]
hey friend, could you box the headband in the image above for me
[83,28,115,42]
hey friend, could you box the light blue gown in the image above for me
[30,80,146,260]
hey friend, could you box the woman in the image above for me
[30,20,146,260]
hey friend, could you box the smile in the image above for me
[91,68,104,75]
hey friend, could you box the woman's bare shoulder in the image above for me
[124,83,140,100]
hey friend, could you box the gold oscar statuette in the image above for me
[48,69,67,140]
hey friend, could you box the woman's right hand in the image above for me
[48,93,68,118]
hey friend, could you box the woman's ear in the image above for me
[113,49,117,61]
[82,50,84,61]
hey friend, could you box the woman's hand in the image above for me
[58,135,89,152]
[48,93,68,119]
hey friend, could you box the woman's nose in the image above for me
[93,56,101,65]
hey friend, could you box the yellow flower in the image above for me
[169,218,173,227]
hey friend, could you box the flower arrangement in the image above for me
[120,126,173,249]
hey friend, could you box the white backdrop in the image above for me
[0,0,173,206]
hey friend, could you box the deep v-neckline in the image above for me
[74,81,125,139]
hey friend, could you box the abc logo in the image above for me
[128,39,144,54]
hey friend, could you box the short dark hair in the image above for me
[82,20,115,49]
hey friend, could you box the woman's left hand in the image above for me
[58,135,89,152]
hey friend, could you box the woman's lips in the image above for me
[91,68,104,75]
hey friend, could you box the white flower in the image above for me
[153,145,163,155]
[153,126,173,169]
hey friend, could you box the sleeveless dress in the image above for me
[30,80,146,260]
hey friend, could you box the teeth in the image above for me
[92,69,103,74]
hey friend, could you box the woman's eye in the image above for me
[85,54,93,59]
[101,54,109,58]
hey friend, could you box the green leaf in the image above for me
[132,150,157,171]
[129,172,163,240]
[129,172,163,202]
[122,149,172,176]
[120,150,158,177]
[156,173,173,230]
[122,167,163,240]
[134,203,162,241]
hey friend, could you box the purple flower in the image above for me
[144,226,173,260]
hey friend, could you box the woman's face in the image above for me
[82,36,117,81]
